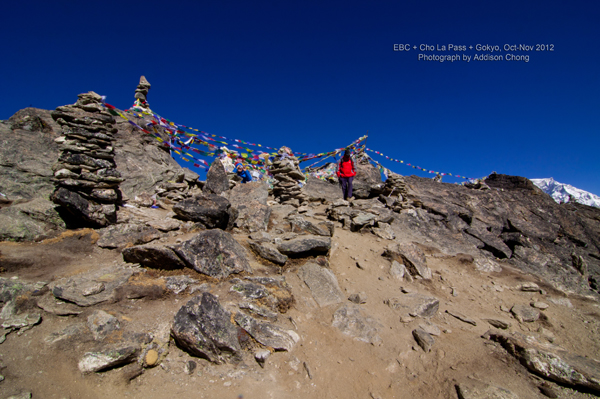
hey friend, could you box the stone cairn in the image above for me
[50,92,124,226]
[133,76,152,112]
[270,147,308,207]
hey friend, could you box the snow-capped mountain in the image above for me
[531,177,600,208]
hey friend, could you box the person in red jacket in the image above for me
[337,148,356,200]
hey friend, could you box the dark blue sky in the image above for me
[2,1,599,194]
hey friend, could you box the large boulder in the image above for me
[353,159,382,199]
[203,159,229,195]
[226,181,271,232]
[172,193,235,229]
[174,229,251,279]
[171,293,242,364]
[304,176,342,202]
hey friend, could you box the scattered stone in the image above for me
[389,261,407,280]
[122,243,186,269]
[277,235,331,257]
[485,318,511,330]
[412,328,434,352]
[87,310,120,341]
[249,241,288,265]
[418,321,441,336]
[385,293,439,318]
[332,304,382,345]
[96,223,161,249]
[356,261,367,270]
[234,313,299,351]
[531,301,549,310]
[145,349,159,366]
[383,242,432,280]
[511,304,540,323]
[446,310,477,326]
[519,282,540,292]
[184,360,197,375]
[172,193,235,229]
[36,294,82,316]
[254,349,271,367]
[298,262,344,307]
[78,346,139,373]
[174,229,251,279]
[171,293,241,364]
[348,292,367,304]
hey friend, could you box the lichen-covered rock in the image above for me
[171,293,241,364]
[174,229,251,279]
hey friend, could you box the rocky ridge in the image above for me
[1,87,600,398]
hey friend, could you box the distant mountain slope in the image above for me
[531,177,600,208]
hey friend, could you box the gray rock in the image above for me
[146,218,181,232]
[249,231,272,242]
[298,262,344,307]
[352,212,377,227]
[385,293,439,317]
[511,304,540,323]
[249,241,288,265]
[384,242,432,280]
[234,312,299,351]
[289,216,333,237]
[446,309,477,326]
[44,323,87,345]
[172,193,235,229]
[418,321,441,336]
[227,181,271,232]
[36,294,82,316]
[485,329,600,394]
[171,293,241,364]
[389,261,407,280]
[519,282,540,292]
[412,328,434,352]
[203,159,230,195]
[230,281,269,300]
[255,349,271,367]
[372,223,396,240]
[97,223,162,250]
[547,297,573,308]
[0,198,65,242]
[332,304,382,344]
[277,235,331,257]
[239,302,279,321]
[87,310,120,340]
[78,345,139,373]
[456,380,519,399]
[485,318,511,330]
[49,266,134,307]
[348,292,367,304]
[50,187,116,227]
[174,229,251,279]
[122,244,186,269]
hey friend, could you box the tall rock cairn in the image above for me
[270,147,308,207]
[50,92,123,227]
[132,76,152,112]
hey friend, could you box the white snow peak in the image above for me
[531,177,600,208]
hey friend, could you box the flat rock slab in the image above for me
[174,229,251,279]
[384,242,432,280]
[484,329,600,394]
[78,345,139,373]
[298,262,344,307]
[96,223,161,249]
[249,241,288,265]
[456,380,519,399]
[36,293,82,316]
[49,266,134,307]
[122,244,186,269]
[234,312,299,351]
[332,304,382,345]
[485,318,511,330]
[171,293,241,364]
[446,309,477,326]
[146,218,181,232]
[511,304,540,323]
[277,236,331,257]
[385,293,439,317]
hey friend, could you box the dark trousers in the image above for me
[340,176,354,200]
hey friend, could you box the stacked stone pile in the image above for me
[50,92,123,226]
[133,75,152,112]
[270,147,308,207]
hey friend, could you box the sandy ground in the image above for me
[1,208,600,399]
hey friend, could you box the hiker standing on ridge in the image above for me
[337,148,356,200]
